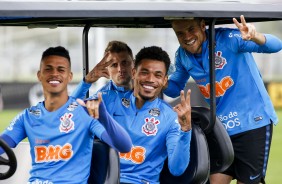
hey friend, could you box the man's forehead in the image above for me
[110,52,133,62]
[41,56,70,66]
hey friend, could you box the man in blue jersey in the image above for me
[72,40,134,99]
[164,15,282,184]
[76,46,192,184]
[0,46,132,184]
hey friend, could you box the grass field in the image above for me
[0,109,282,183]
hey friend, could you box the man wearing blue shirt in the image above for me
[72,40,134,100]
[75,45,192,184]
[164,15,282,184]
[0,46,132,184]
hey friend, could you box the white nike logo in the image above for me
[250,174,260,180]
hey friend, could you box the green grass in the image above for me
[1,109,282,183]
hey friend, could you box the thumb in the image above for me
[97,92,103,103]
[76,98,86,107]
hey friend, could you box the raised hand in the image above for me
[84,52,114,83]
[76,92,102,119]
[233,15,266,45]
[233,15,256,41]
[173,89,192,132]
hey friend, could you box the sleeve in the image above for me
[227,30,282,53]
[258,34,282,53]
[166,116,192,176]
[97,102,132,153]
[1,111,27,146]
[163,50,190,98]
[71,79,92,99]
[0,134,16,155]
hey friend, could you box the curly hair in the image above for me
[135,46,170,74]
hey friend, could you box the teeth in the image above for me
[143,85,154,89]
[186,39,195,45]
[49,81,60,84]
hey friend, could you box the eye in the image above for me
[155,73,163,78]
[176,32,184,37]
[110,63,118,68]
[45,68,52,71]
[188,26,195,33]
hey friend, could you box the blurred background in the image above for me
[0,20,281,109]
[0,0,281,183]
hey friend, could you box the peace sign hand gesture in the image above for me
[233,15,266,45]
[84,52,114,83]
[173,89,192,132]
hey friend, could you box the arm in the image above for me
[77,93,132,153]
[233,15,282,52]
[98,101,132,153]
[0,134,16,155]
[167,89,192,176]
[71,52,114,99]
[71,79,92,99]
[167,129,192,176]
[163,49,190,98]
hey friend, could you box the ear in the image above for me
[200,19,206,31]
[163,75,168,88]
[68,71,73,82]
[132,68,136,79]
[37,70,41,81]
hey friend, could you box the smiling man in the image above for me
[164,15,282,184]
[78,46,192,184]
[0,46,131,184]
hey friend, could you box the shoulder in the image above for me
[98,81,112,92]
[215,28,241,39]
[158,99,177,118]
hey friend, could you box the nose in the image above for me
[146,73,155,82]
[183,31,191,40]
[50,68,60,76]
[118,64,126,73]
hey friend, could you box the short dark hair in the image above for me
[105,41,133,59]
[41,46,71,65]
[135,46,171,74]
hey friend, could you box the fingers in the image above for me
[77,98,100,119]
[97,92,102,104]
[240,15,247,26]
[232,17,241,29]
[101,52,114,67]
[76,98,86,107]
[179,89,191,107]
[185,89,191,106]
[180,90,185,106]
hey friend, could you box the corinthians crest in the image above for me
[215,51,227,70]
[142,117,160,136]
[59,113,75,133]
[122,98,130,108]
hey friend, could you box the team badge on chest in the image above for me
[67,102,78,111]
[142,117,160,136]
[59,113,75,133]
[122,98,130,108]
[149,108,160,117]
[215,51,227,70]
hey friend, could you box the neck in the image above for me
[44,92,69,112]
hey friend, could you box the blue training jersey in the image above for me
[72,79,129,99]
[2,97,105,184]
[164,28,282,136]
[72,81,192,184]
